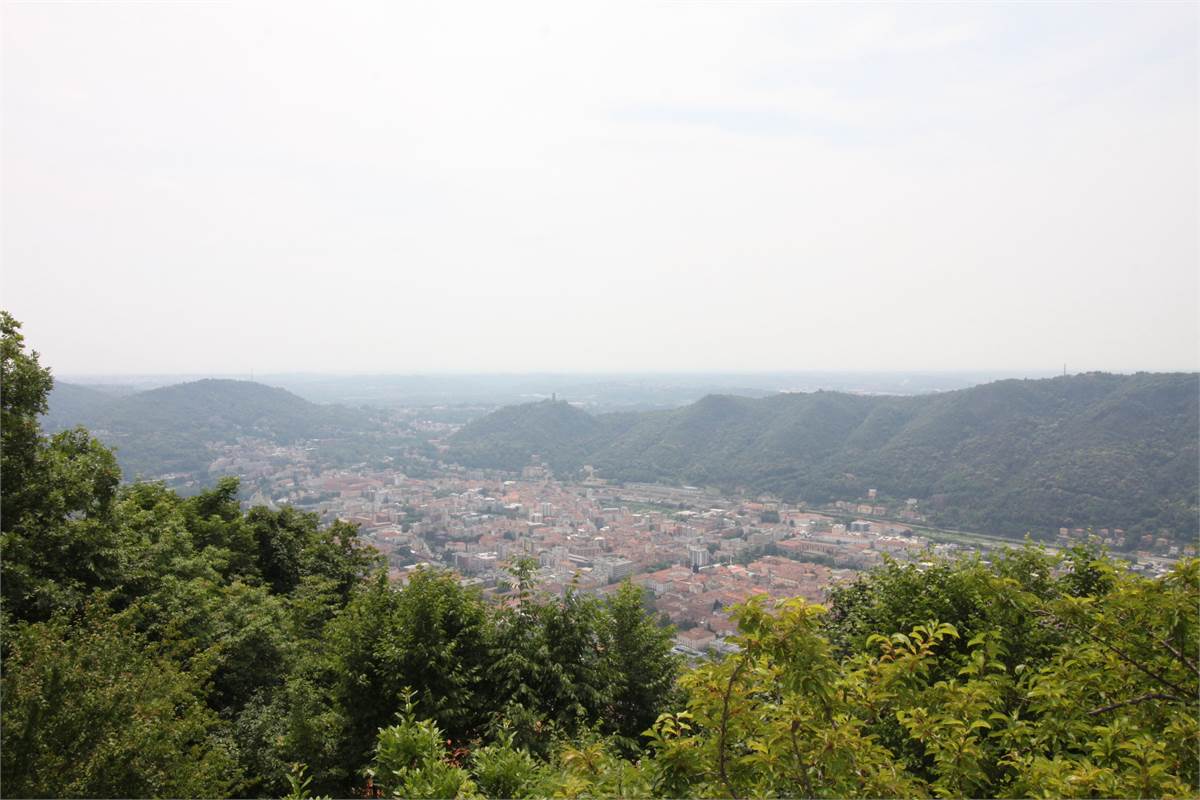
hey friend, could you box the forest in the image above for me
[2,310,1198,799]
[40,378,400,483]
[449,377,1200,542]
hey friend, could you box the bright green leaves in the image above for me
[470,728,545,799]
[372,691,479,799]
[631,557,1198,799]
[643,712,703,797]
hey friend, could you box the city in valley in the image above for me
[217,429,1188,658]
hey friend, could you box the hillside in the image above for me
[43,379,380,480]
[446,400,640,474]
[448,373,1200,541]
[41,382,118,431]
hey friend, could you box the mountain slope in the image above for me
[41,382,118,432]
[447,400,639,474]
[447,373,1200,540]
[43,379,377,479]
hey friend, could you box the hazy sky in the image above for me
[3,2,1196,375]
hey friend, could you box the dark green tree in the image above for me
[1,313,122,621]
[325,568,491,771]
[1,603,241,798]
[602,581,680,745]
[0,310,53,532]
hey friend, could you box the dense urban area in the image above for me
[202,421,1192,658]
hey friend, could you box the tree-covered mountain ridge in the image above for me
[43,378,381,479]
[449,372,1200,541]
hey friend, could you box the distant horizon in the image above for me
[46,367,1196,410]
[54,368,1076,384]
[55,367,1190,381]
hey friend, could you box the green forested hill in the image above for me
[43,378,381,479]
[41,381,119,431]
[444,399,641,475]
[448,373,1200,540]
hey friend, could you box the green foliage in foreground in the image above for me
[2,603,240,798]
[3,312,1198,798]
[280,552,1197,800]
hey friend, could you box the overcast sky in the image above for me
[3,2,1196,375]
